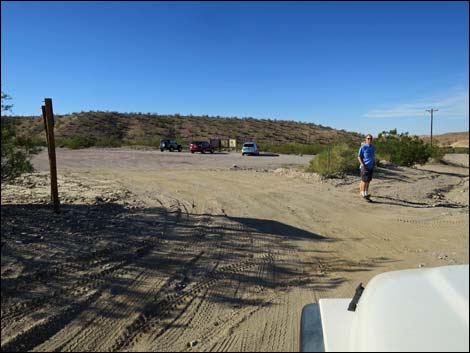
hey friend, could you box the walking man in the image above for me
[358,134,375,201]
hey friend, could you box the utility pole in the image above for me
[425,109,438,146]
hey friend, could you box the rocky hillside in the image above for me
[3,111,363,146]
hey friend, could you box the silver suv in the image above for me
[242,142,259,156]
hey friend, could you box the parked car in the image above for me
[190,141,214,154]
[242,142,260,156]
[300,264,469,352]
[160,139,182,152]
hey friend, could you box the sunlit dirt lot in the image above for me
[2,148,468,352]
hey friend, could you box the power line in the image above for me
[425,109,439,147]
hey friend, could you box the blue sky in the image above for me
[1,1,468,136]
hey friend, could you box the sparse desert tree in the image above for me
[1,91,13,112]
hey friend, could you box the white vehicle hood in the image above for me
[319,265,469,352]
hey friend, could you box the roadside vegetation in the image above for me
[55,136,122,149]
[1,92,41,182]
[306,143,358,177]
[437,146,469,154]
[260,142,324,155]
[373,129,445,166]
[306,129,460,177]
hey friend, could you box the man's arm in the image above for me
[357,155,366,168]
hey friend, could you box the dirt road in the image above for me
[1,149,468,351]
[31,147,314,172]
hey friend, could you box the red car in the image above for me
[190,141,214,154]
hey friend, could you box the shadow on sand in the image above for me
[1,202,393,351]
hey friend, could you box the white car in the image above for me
[242,142,260,156]
[300,265,469,352]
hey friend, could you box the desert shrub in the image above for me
[306,143,357,177]
[1,92,41,182]
[55,136,97,149]
[1,120,38,181]
[374,129,435,166]
[427,145,447,163]
[176,137,190,148]
[57,136,125,149]
[94,136,122,147]
[260,143,324,155]
[125,137,161,148]
[11,133,47,149]
[23,135,48,147]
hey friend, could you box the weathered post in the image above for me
[44,98,60,213]
[41,105,50,154]
[41,105,52,203]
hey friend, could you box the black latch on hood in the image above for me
[348,283,365,312]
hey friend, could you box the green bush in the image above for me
[1,92,41,182]
[1,121,36,182]
[306,143,358,177]
[428,145,447,163]
[56,136,123,149]
[374,129,435,167]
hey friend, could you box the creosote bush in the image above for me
[374,129,443,166]
[1,92,41,182]
[306,143,357,177]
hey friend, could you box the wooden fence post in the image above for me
[43,98,60,213]
[41,105,51,155]
[41,105,52,203]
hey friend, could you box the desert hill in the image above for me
[419,131,469,148]
[3,112,364,147]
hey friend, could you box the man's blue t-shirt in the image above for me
[358,143,375,169]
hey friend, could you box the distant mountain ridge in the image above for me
[3,111,364,147]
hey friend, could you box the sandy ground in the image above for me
[1,148,469,352]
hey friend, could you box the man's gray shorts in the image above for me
[361,166,374,182]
